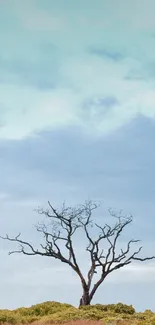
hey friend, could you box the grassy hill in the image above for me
[0,301,154,325]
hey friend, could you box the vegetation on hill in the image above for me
[0,301,155,325]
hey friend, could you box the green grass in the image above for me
[0,301,155,325]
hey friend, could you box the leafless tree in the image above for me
[1,200,155,306]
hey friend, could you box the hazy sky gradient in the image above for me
[0,0,155,312]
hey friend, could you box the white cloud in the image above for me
[1,55,155,140]
[1,0,155,140]
[0,85,78,139]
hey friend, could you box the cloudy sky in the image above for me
[0,0,155,312]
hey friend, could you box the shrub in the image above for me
[0,301,155,324]
[38,308,82,323]
[0,311,20,324]
[15,301,74,317]
[80,303,135,315]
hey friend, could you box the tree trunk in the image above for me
[79,288,91,306]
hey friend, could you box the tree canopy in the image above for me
[1,200,154,306]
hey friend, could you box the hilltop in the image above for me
[0,301,154,325]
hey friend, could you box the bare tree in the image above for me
[1,200,155,306]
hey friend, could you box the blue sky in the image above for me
[0,0,155,312]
